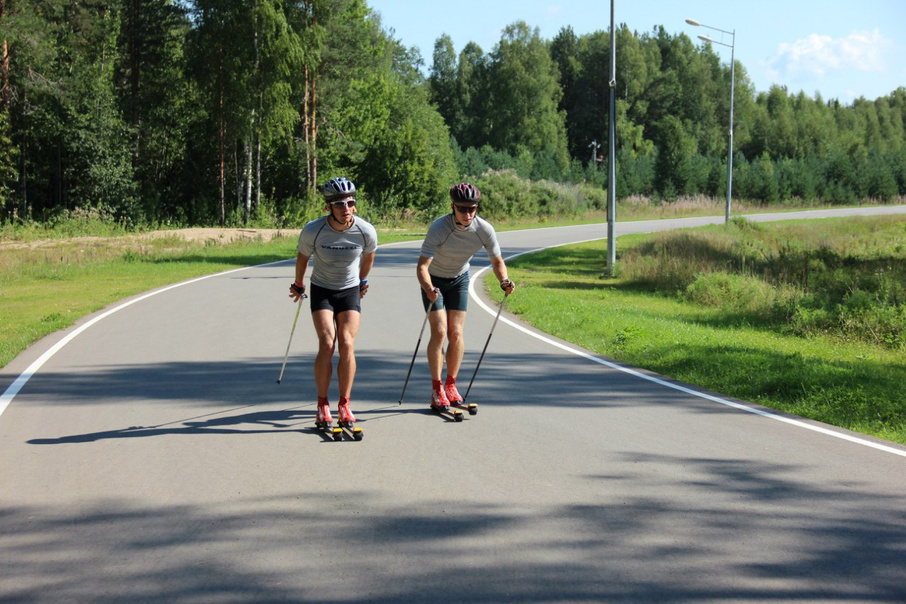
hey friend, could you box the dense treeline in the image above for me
[433,25,906,206]
[1,1,904,228]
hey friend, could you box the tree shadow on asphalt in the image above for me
[25,335,895,448]
[21,344,743,446]
[2,455,905,602]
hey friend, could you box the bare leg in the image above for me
[334,310,361,399]
[311,309,337,398]
[426,309,447,381]
[444,310,468,379]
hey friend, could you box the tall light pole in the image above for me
[606,0,616,275]
[686,18,735,223]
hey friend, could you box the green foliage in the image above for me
[499,219,906,445]
[470,169,605,221]
[0,110,17,214]
[1,2,904,227]
[616,215,906,351]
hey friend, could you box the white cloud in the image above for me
[766,29,891,81]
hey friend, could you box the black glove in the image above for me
[290,282,305,296]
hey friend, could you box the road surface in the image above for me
[2,207,905,602]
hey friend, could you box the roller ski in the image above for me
[315,399,343,441]
[451,292,510,418]
[445,379,478,416]
[336,399,364,441]
[431,387,463,422]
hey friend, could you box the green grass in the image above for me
[488,218,906,446]
[4,209,906,448]
[0,228,429,369]
[0,237,295,368]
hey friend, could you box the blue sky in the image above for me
[367,0,906,103]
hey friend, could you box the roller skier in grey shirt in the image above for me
[289,177,377,428]
[416,182,515,410]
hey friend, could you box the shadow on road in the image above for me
[2,456,905,602]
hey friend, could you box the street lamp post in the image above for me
[686,18,735,223]
[606,0,616,275]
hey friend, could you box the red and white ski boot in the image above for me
[316,398,332,427]
[444,377,463,404]
[337,398,356,425]
[337,398,363,440]
[431,381,451,411]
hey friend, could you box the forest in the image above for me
[1,0,904,228]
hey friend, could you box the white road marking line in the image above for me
[0,263,285,417]
[470,245,906,459]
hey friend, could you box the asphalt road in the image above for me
[2,207,905,602]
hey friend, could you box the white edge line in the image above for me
[470,242,906,459]
[0,259,291,417]
[0,240,418,416]
[6,236,904,458]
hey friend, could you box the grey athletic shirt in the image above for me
[420,214,501,279]
[297,216,378,290]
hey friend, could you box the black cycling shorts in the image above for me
[310,283,361,314]
[421,271,470,312]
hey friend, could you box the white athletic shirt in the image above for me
[297,216,378,290]
[419,213,501,279]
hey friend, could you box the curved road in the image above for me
[2,207,905,602]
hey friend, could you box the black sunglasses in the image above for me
[330,199,356,208]
[453,204,477,214]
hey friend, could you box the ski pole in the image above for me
[277,294,306,384]
[398,291,436,404]
[462,292,508,403]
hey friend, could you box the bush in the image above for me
[683,272,777,313]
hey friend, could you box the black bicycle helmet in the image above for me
[322,177,356,202]
[450,182,481,203]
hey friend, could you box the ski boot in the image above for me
[444,378,463,404]
[338,398,356,425]
[316,398,333,427]
[316,398,342,440]
[445,377,478,415]
[337,398,363,441]
[431,382,450,411]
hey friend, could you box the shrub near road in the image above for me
[499,215,906,445]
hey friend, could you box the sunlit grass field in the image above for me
[3,208,905,448]
[489,215,906,445]
[0,236,298,368]
[0,228,427,369]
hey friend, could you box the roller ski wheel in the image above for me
[451,402,478,416]
[339,420,364,441]
[315,419,342,441]
[334,400,363,441]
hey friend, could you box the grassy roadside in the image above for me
[1,229,425,369]
[0,236,296,368]
[4,207,905,449]
[487,216,906,446]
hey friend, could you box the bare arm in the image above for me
[290,252,310,301]
[359,251,375,282]
[490,255,515,295]
[417,256,439,302]
[359,251,375,298]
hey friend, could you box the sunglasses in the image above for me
[453,205,478,214]
[330,199,356,208]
